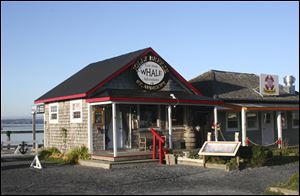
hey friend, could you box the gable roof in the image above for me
[189,70,299,103]
[35,47,201,104]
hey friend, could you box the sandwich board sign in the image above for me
[198,141,241,156]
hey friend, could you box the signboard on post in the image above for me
[259,74,279,96]
[198,141,241,156]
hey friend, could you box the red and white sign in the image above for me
[260,74,279,96]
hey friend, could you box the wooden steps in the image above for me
[79,159,158,169]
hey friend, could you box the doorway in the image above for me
[261,112,274,145]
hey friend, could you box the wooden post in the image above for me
[214,107,218,141]
[112,103,117,157]
[32,110,36,150]
[7,132,11,150]
[276,111,282,149]
[207,132,211,141]
[168,105,172,149]
[241,107,247,146]
[159,140,162,164]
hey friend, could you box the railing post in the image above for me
[152,135,156,160]
[159,140,162,164]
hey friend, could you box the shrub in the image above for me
[39,147,62,160]
[251,146,272,167]
[226,157,239,170]
[65,146,90,164]
[188,149,199,159]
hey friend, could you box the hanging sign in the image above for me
[132,54,169,91]
[259,74,279,96]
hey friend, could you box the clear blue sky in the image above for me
[1,1,299,118]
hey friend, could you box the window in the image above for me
[49,103,58,124]
[281,112,287,129]
[292,111,299,128]
[70,100,82,123]
[226,112,239,131]
[172,106,184,126]
[246,112,258,130]
[140,105,158,128]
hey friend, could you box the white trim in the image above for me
[277,111,282,149]
[168,104,172,149]
[241,108,247,146]
[292,111,299,129]
[226,112,240,132]
[70,100,83,123]
[112,103,117,157]
[89,101,113,106]
[49,103,59,124]
[87,103,93,154]
[214,107,218,141]
[246,111,259,131]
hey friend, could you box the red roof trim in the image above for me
[86,96,224,105]
[34,93,86,104]
[86,48,152,96]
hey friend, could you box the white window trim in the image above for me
[226,112,240,132]
[281,112,288,130]
[70,100,83,123]
[246,111,259,131]
[292,111,299,129]
[49,103,59,124]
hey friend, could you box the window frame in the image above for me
[246,111,259,131]
[292,111,299,129]
[226,112,240,132]
[49,103,59,124]
[70,100,83,123]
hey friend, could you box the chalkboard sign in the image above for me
[198,141,241,156]
[94,108,104,126]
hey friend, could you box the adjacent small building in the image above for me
[190,70,299,147]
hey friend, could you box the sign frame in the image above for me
[198,141,241,156]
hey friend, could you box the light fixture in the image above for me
[170,93,179,108]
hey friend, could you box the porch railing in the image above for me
[149,128,166,164]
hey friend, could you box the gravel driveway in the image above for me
[1,158,299,195]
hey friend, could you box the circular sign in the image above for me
[132,55,169,91]
[137,61,165,85]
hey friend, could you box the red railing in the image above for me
[149,128,166,164]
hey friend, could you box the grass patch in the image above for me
[264,173,299,195]
[39,146,90,164]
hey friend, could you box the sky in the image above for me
[1,1,299,118]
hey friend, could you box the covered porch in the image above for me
[86,90,224,159]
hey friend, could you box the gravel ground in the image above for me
[1,158,299,195]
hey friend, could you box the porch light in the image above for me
[170,93,179,108]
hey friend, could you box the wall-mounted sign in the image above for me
[132,54,169,91]
[259,74,279,96]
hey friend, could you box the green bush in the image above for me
[39,147,62,160]
[188,149,199,159]
[65,146,90,164]
[226,157,239,170]
[251,146,272,167]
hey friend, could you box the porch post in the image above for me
[168,105,172,149]
[87,104,93,154]
[276,111,282,149]
[214,106,218,142]
[241,107,247,146]
[112,103,117,157]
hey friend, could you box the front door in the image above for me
[261,112,274,145]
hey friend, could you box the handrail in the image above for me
[149,128,165,143]
[149,128,166,164]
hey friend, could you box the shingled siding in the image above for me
[44,100,88,153]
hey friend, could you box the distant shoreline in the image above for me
[1,118,44,124]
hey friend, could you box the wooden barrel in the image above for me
[184,127,196,150]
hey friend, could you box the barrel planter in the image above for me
[184,127,196,150]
